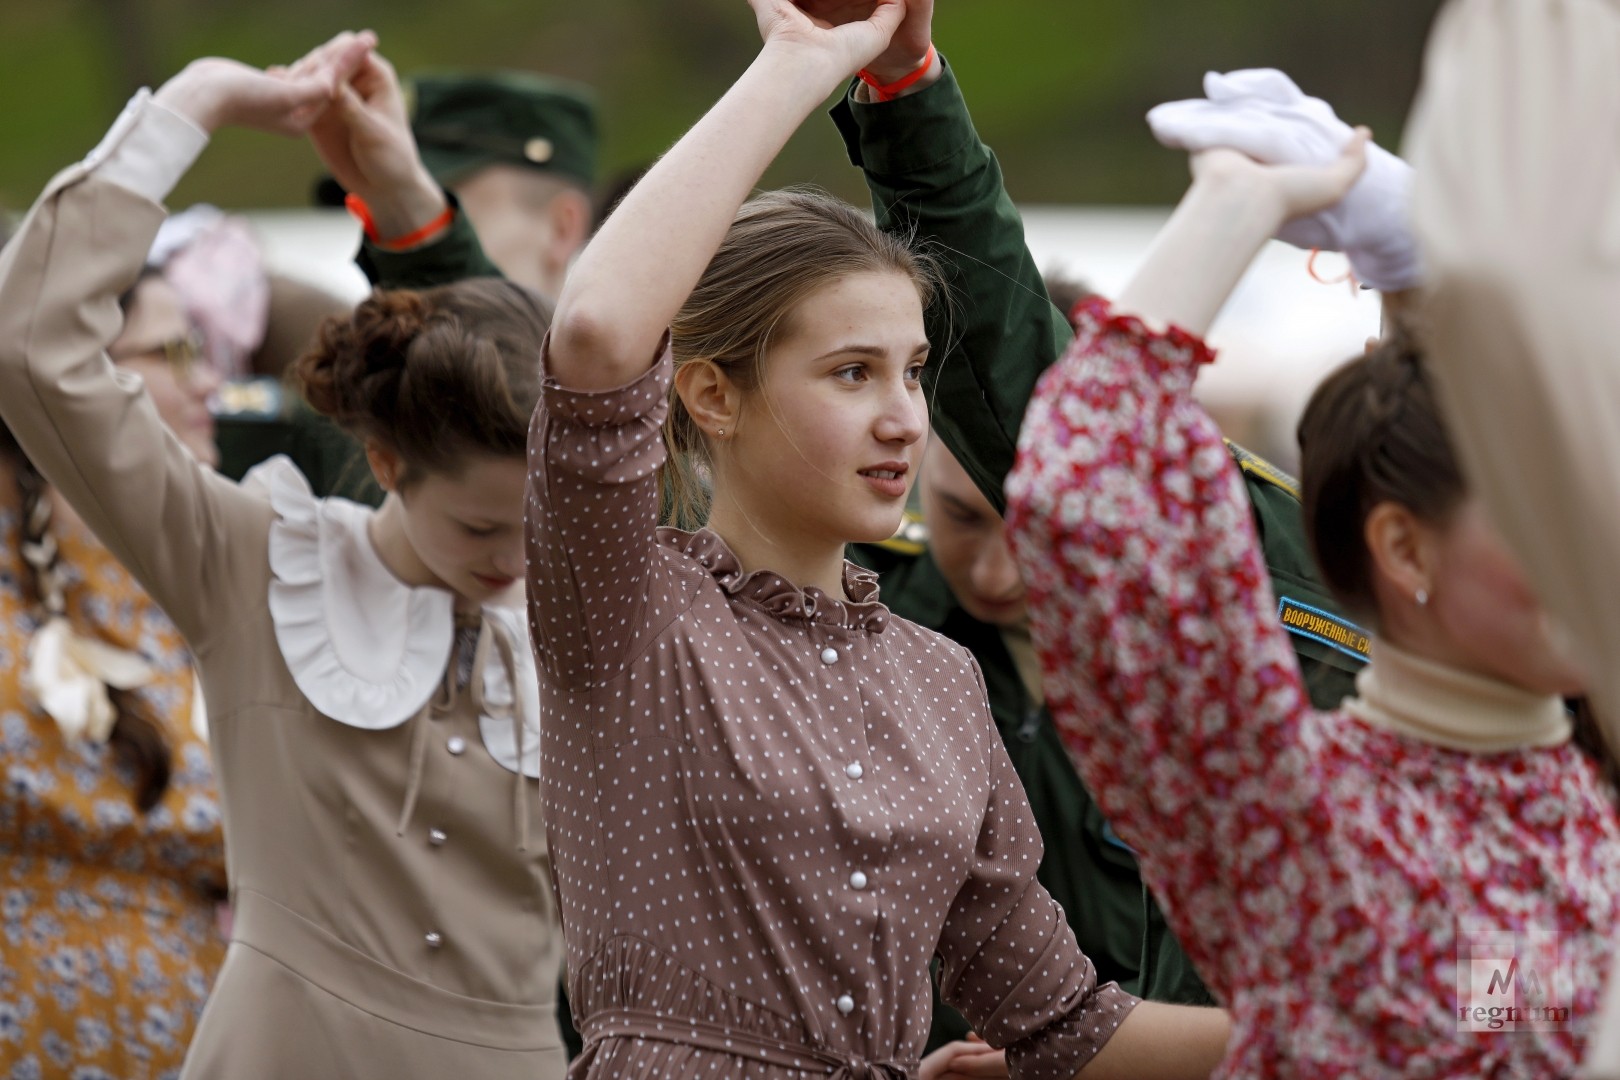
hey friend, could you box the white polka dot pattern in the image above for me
[524,338,1136,1078]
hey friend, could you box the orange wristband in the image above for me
[858,44,938,103]
[345,193,455,252]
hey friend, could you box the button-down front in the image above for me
[820,646,841,665]
[424,931,444,949]
[849,871,868,891]
[446,735,467,756]
[836,994,856,1016]
[528,348,1135,1079]
[845,762,864,780]
[429,828,448,847]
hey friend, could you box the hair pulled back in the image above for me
[1297,328,1467,625]
[296,277,552,484]
[662,188,941,526]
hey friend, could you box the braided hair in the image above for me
[0,269,178,811]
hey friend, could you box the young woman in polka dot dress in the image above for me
[526,2,1230,1078]
[1003,111,1620,1075]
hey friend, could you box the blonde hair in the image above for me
[662,188,939,525]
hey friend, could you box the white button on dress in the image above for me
[845,762,864,780]
[836,994,855,1016]
[820,647,840,665]
[447,735,468,756]
[849,870,868,890]
[428,828,448,847]
[424,931,444,949]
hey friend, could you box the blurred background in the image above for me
[0,0,1446,466]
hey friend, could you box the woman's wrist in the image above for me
[757,39,869,103]
[153,64,226,134]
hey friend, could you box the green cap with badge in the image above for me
[411,70,599,189]
[312,70,599,207]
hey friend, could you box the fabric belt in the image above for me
[584,1007,917,1078]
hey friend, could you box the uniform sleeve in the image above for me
[830,59,1072,513]
[0,94,267,652]
[355,193,503,288]
[936,664,1139,1080]
[524,335,675,690]
[1404,2,1620,1071]
[1003,300,1320,999]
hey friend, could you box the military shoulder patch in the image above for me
[1277,597,1371,663]
[874,511,928,557]
[1225,440,1300,500]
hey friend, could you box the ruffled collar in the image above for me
[658,527,889,634]
[245,456,540,778]
[1343,639,1571,754]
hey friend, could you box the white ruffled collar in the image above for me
[245,456,539,778]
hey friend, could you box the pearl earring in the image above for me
[1415,588,1430,607]
[717,428,726,438]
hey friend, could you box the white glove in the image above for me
[1148,69,1422,292]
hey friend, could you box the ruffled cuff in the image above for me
[1071,296,1219,368]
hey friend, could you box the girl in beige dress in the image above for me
[527,2,1230,1078]
[0,36,566,1080]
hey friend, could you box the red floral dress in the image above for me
[1004,298,1620,1078]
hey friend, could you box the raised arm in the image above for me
[1402,1,1620,1072]
[0,37,369,649]
[523,2,907,686]
[547,1,902,390]
[1002,141,1368,997]
[814,0,1069,512]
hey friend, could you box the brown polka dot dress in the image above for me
[525,340,1138,1079]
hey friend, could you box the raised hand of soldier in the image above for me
[307,44,448,240]
[151,31,372,138]
[747,0,906,84]
[793,0,936,87]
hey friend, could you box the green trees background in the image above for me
[0,0,1443,212]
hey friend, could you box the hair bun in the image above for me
[296,290,432,427]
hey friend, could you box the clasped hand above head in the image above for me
[149,30,447,242]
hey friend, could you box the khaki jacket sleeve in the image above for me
[1407,3,1620,1070]
[0,162,266,653]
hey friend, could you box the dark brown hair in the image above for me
[1297,328,1467,624]
[295,278,552,484]
[0,272,180,811]
[663,188,941,525]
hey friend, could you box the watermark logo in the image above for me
[1456,926,1574,1032]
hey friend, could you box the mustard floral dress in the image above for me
[0,483,226,1080]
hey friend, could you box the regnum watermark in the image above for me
[1456,925,1574,1032]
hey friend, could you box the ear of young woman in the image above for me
[546,0,904,392]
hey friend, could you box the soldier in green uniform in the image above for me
[212,71,597,502]
[340,31,1370,1052]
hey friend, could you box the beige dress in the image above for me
[0,92,565,1079]
[525,339,1138,1079]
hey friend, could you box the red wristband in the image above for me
[345,193,455,252]
[858,44,938,103]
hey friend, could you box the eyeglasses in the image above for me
[109,330,208,384]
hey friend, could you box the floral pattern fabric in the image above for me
[0,486,225,1080]
[1004,298,1620,1078]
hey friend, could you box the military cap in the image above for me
[313,70,599,207]
[411,71,599,189]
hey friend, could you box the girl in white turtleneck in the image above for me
[1004,87,1620,1076]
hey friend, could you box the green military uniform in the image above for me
[826,61,1368,1038]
